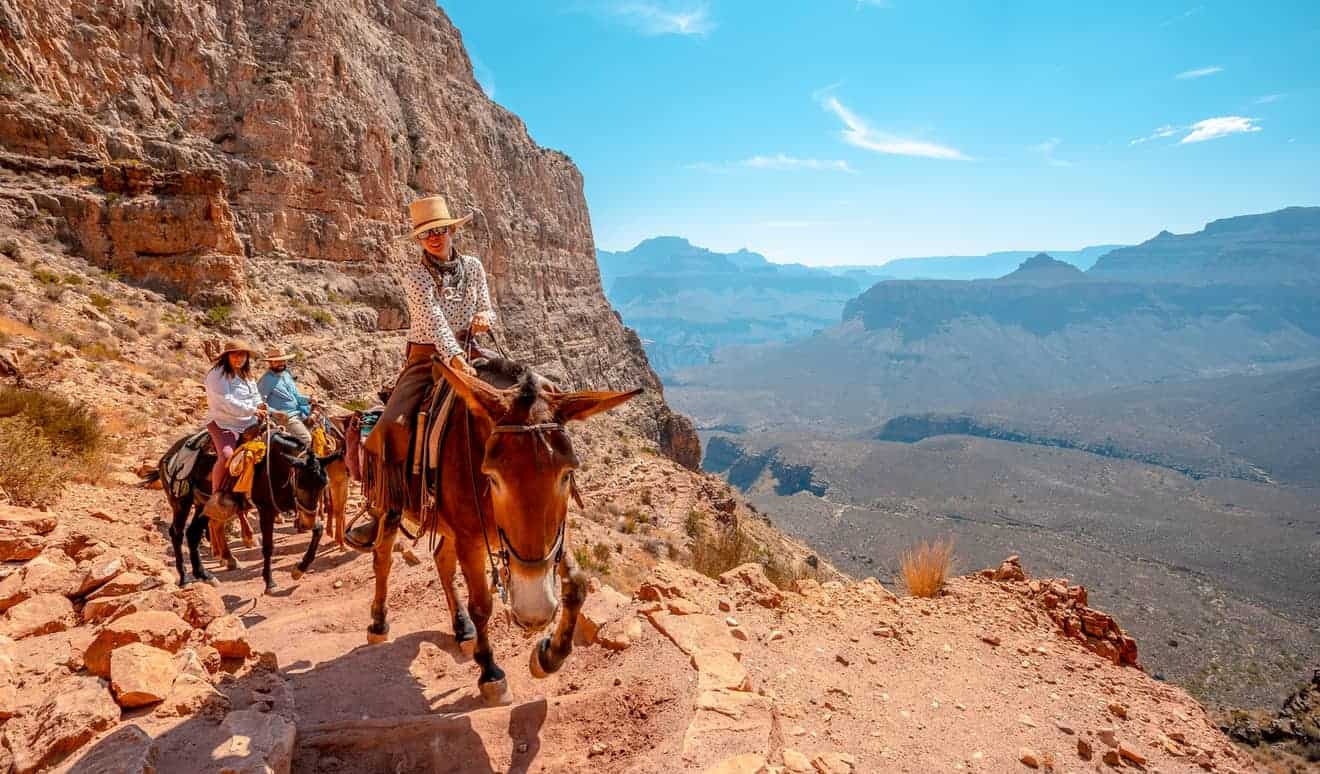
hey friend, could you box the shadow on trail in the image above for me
[66,627,548,773]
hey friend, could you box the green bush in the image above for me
[89,293,113,312]
[204,305,232,327]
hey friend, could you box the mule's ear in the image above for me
[431,355,509,421]
[552,388,644,424]
[281,452,308,468]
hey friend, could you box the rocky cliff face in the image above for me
[0,0,698,467]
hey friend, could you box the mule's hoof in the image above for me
[367,630,389,645]
[529,638,552,679]
[479,678,513,706]
[264,582,278,596]
[225,557,241,571]
[290,566,304,581]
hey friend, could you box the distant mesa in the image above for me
[997,253,1086,284]
[1088,206,1320,283]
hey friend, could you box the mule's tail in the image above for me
[138,470,161,488]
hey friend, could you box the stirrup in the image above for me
[344,513,383,552]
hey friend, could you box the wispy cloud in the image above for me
[1031,138,1074,167]
[1159,5,1203,27]
[1130,124,1180,145]
[1254,93,1286,104]
[689,154,855,174]
[1130,117,1262,146]
[820,95,970,161]
[744,154,855,172]
[1175,65,1223,80]
[1179,116,1262,144]
[602,2,714,36]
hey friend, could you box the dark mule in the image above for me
[365,356,641,705]
[148,429,340,592]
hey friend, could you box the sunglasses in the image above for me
[419,226,453,240]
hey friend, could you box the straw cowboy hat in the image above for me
[409,195,473,239]
[263,347,296,362]
[219,340,257,357]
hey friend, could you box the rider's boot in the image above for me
[346,510,401,552]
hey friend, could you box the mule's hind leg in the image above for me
[169,495,191,586]
[187,510,217,585]
[457,541,510,706]
[432,534,475,651]
[531,551,589,679]
[326,458,349,549]
[366,512,401,644]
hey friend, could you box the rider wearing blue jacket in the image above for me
[257,348,313,446]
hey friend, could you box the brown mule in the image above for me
[364,355,641,706]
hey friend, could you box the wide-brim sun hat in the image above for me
[409,195,473,239]
[219,340,256,357]
[263,347,296,362]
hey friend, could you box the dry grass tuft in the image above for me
[0,386,110,506]
[900,538,956,597]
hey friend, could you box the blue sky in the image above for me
[445,1,1319,266]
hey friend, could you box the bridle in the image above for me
[466,417,576,606]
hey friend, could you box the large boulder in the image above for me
[84,610,192,677]
[56,723,159,774]
[18,551,82,597]
[718,563,784,609]
[2,675,120,773]
[0,506,57,562]
[205,614,252,659]
[215,709,295,774]
[175,583,227,629]
[110,642,179,708]
[575,584,630,645]
[74,555,126,598]
[1,593,76,639]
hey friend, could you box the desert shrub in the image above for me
[113,322,140,342]
[43,285,64,302]
[343,398,371,412]
[690,521,758,579]
[899,538,955,598]
[79,340,120,361]
[31,266,59,285]
[88,293,113,312]
[0,387,110,506]
[62,273,83,285]
[574,542,612,574]
[684,509,703,539]
[619,512,639,534]
[203,305,232,327]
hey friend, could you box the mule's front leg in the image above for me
[459,543,510,706]
[366,512,400,644]
[259,505,278,594]
[291,509,323,580]
[530,554,588,679]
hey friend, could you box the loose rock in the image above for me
[110,642,178,708]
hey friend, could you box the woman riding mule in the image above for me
[357,196,643,705]
[349,194,495,551]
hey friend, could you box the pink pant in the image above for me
[207,422,239,492]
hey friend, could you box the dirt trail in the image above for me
[7,477,1257,773]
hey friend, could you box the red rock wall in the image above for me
[0,0,699,466]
